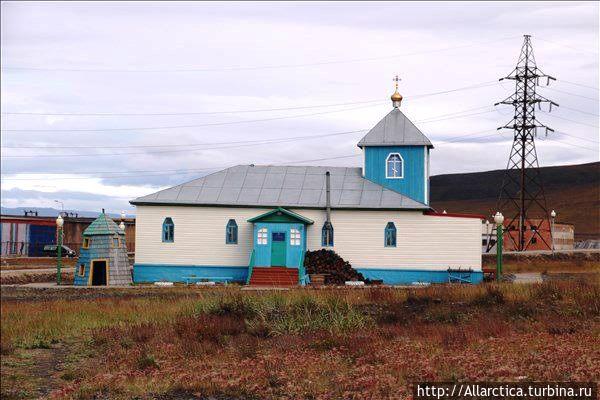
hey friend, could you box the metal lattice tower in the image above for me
[495,35,559,251]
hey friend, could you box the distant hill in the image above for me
[430,162,600,240]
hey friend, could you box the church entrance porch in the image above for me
[246,207,313,286]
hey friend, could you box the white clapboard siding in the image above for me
[135,206,481,270]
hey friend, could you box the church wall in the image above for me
[134,205,482,283]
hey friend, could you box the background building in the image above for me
[1,212,135,257]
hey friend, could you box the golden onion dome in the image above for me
[391,90,403,102]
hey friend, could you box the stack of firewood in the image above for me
[304,249,365,285]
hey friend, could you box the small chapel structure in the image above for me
[73,211,131,286]
[130,81,484,285]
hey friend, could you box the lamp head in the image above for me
[56,214,64,227]
[550,210,556,218]
[493,212,504,225]
[119,221,126,231]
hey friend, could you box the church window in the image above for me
[322,222,334,247]
[386,153,404,179]
[78,264,85,277]
[290,228,301,246]
[162,217,174,242]
[385,222,397,247]
[257,228,268,245]
[226,219,238,244]
[82,237,91,249]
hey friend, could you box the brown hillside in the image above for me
[430,162,599,240]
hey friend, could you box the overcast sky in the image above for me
[1,1,598,214]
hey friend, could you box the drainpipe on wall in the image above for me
[325,171,331,224]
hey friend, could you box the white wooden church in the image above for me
[131,85,483,285]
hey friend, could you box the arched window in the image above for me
[290,228,301,246]
[257,228,268,245]
[162,217,174,242]
[386,153,404,179]
[385,222,396,247]
[321,222,334,247]
[226,219,238,244]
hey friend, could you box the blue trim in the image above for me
[356,268,483,285]
[134,264,248,283]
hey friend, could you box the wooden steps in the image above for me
[248,267,298,287]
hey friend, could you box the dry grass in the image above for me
[2,279,599,399]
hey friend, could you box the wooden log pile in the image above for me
[304,249,365,285]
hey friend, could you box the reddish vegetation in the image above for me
[2,280,599,399]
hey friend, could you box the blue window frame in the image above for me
[162,217,174,242]
[386,153,404,179]
[321,222,334,247]
[226,219,238,244]
[385,222,396,247]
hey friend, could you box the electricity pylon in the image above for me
[495,35,559,251]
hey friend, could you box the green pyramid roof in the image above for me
[83,213,124,236]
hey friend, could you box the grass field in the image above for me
[2,279,599,399]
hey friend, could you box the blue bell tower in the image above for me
[358,77,433,205]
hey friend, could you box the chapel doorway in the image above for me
[90,260,108,286]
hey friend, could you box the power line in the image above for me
[560,80,599,91]
[535,37,599,56]
[0,81,500,133]
[0,102,386,133]
[1,129,367,150]
[417,109,496,124]
[554,131,600,144]
[559,105,599,117]
[0,154,362,181]
[542,112,599,128]
[543,139,598,153]
[0,131,367,158]
[1,105,505,156]
[542,87,599,101]
[1,105,500,150]
[1,37,517,73]
[1,99,385,117]
[1,82,498,117]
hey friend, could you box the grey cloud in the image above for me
[1,1,598,212]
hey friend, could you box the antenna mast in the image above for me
[495,35,559,251]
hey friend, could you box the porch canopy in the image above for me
[247,207,314,225]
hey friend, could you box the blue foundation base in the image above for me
[133,264,248,284]
[355,268,484,285]
[133,264,483,285]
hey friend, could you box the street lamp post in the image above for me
[485,220,491,253]
[494,212,504,282]
[550,210,557,255]
[56,214,64,285]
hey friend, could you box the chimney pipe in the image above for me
[325,171,331,223]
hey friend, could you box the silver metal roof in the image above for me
[357,108,433,148]
[131,165,429,210]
